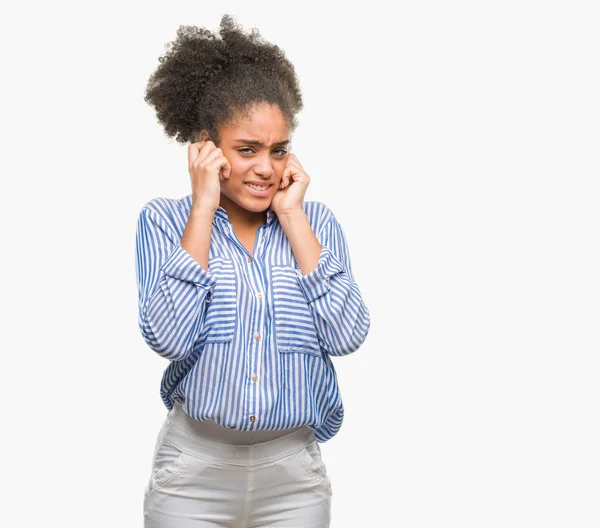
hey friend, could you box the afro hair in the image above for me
[144,14,304,146]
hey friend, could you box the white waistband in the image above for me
[169,401,309,445]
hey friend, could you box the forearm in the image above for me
[278,209,322,276]
[136,205,218,361]
[282,208,371,356]
[140,279,211,361]
[180,205,215,270]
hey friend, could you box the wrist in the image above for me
[190,201,218,217]
[276,208,305,221]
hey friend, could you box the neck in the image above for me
[219,194,268,229]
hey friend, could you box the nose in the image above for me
[253,152,275,179]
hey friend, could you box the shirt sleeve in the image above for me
[135,206,217,361]
[293,210,371,356]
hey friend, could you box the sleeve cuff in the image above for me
[294,245,345,303]
[160,245,218,290]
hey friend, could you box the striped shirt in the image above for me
[135,194,371,442]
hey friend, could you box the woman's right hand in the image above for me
[187,139,232,212]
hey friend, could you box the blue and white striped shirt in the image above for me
[135,194,370,442]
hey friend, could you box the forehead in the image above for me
[221,104,289,141]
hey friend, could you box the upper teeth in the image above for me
[246,183,268,191]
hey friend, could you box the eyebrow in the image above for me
[233,139,290,147]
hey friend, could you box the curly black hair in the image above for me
[144,14,303,146]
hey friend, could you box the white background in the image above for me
[2,1,599,526]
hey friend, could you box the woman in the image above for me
[136,15,371,527]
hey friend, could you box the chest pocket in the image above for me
[271,265,322,357]
[202,257,237,343]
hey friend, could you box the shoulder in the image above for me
[301,200,337,233]
[140,195,189,217]
[138,195,191,232]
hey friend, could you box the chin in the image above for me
[244,200,272,212]
[234,193,273,213]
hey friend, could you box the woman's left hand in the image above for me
[270,153,310,216]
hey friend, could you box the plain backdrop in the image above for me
[2,1,599,526]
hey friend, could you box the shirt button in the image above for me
[254,333,261,340]
[247,257,253,263]
[251,374,258,381]
[257,292,263,299]
[249,414,256,422]
[262,234,266,239]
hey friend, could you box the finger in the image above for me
[188,140,210,169]
[287,152,301,165]
[288,154,305,175]
[286,157,302,172]
[220,157,232,181]
[281,162,293,188]
[192,145,220,169]
[188,141,201,169]
[207,155,231,182]
[190,140,217,168]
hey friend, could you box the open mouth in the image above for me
[244,183,272,197]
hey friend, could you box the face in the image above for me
[212,103,290,216]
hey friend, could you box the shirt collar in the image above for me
[265,206,277,225]
[214,206,229,223]
[200,200,276,226]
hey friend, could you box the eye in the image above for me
[237,147,288,156]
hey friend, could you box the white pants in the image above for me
[143,402,332,527]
